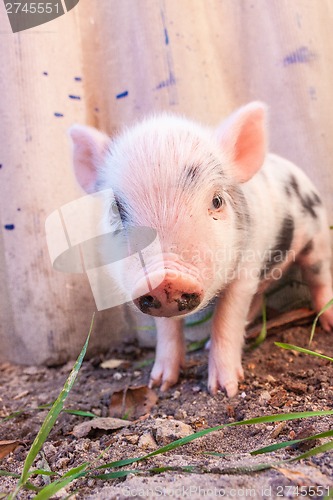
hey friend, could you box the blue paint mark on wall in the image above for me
[283,46,316,66]
[116,90,128,99]
[4,224,15,230]
[156,70,176,90]
[164,28,169,45]
[160,9,169,45]
[69,94,81,100]
[74,76,82,81]
[54,112,64,117]
[43,71,48,76]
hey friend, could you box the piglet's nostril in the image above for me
[138,295,161,313]
[177,293,201,311]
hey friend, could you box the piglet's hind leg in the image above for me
[298,231,333,332]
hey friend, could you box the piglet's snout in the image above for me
[133,271,203,317]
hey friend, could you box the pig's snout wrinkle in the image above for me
[133,272,203,317]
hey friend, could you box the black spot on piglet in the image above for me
[289,175,322,219]
[185,164,199,182]
[260,215,294,277]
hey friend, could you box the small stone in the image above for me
[270,421,287,439]
[172,390,181,399]
[259,390,271,404]
[124,434,139,445]
[138,432,157,450]
[153,418,193,446]
[113,372,122,381]
[269,388,288,407]
[266,374,276,383]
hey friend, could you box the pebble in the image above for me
[172,390,181,399]
[138,432,157,450]
[124,434,139,445]
[153,418,193,446]
[258,390,271,404]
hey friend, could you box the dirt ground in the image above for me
[1,318,333,499]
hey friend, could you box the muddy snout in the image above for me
[133,271,203,317]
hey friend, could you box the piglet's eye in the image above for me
[212,194,224,210]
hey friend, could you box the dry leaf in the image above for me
[109,385,158,420]
[72,417,132,438]
[0,440,22,459]
[100,359,130,369]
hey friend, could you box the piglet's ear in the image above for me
[217,102,267,183]
[68,124,110,193]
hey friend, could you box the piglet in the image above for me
[69,102,333,397]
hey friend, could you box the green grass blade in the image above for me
[251,429,333,455]
[309,298,333,344]
[1,411,26,422]
[213,438,333,475]
[62,409,97,418]
[33,477,78,500]
[0,471,20,478]
[27,469,58,478]
[21,482,41,492]
[96,410,333,471]
[92,470,140,480]
[187,337,209,352]
[185,310,213,327]
[16,315,94,492]
[275,342,333,362]
[290,439,333,461]
[62,463,90,478]
[133,358,154,369]
[1,406,97,424]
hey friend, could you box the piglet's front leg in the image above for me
[149,317,185,391]
[208,279,258,397]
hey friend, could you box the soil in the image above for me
[1,320,333,499]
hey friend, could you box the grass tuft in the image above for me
[6,315,94,500]
[309,298,333,345]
